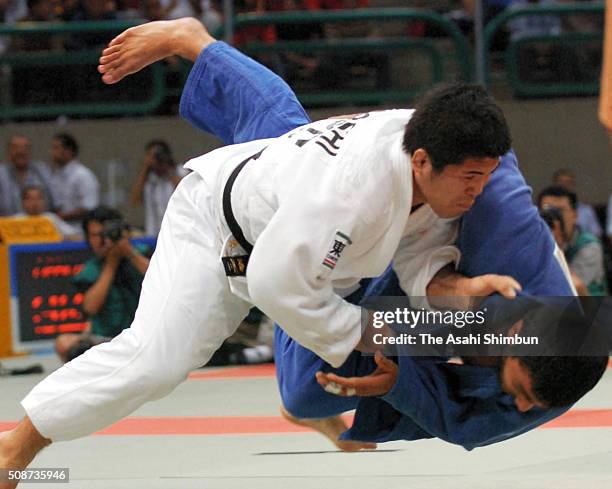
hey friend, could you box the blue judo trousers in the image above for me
[179,42,572,450]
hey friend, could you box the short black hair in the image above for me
[520,355,607,408]
[537,185,577,210]
[54,132,79,156]
[82,206,123,238]
[21,184,45,200]
[402,84,511,171]
[145,139,175,167]
[515,304,608,408]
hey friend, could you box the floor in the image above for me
[1,354,611,489]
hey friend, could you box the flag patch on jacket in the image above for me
[322,231,352,270]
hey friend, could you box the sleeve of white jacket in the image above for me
[245,144,398,367]
[247,192,371,368]
[393,218,460,310]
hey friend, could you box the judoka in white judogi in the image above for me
[22,110,460,441]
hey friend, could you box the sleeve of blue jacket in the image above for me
[457,150,573,296]
[375,356,569,450]
[179,41,310,145]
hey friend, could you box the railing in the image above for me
[0,21,165,120]
[232,9,472,105]
[483,2,605,97]
[0,4,605,119]
[0,10,470,119]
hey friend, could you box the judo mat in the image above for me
[1,354,611,489]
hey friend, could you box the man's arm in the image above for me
[81,254,120,316]
[129,158,151,206]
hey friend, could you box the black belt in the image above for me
[221,148,265,276]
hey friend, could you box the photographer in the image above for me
[538,186,608,296]
[55,206,151,362]
[129,139,188,236]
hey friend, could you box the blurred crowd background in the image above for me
[0,1,610,363]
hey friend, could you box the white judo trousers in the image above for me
[22,172,252,441]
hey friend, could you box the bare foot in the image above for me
[98,17,215,85]
[280,407,377,452]
[0,420,51,489]
[0,432,19,489]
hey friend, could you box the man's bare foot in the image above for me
[0,419,51,489]
[0,432,20,489]
[280,407,377,452]
[98,17,215,85]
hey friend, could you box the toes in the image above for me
[107,33,126,47]
[101,44,122,57]
[101,70,118,84]
[99,51,121,65]
[98,59,120,73]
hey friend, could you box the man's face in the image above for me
[8,136,31,170]
[146,147,171,177]
[412,150,500,218]
[500,356,547,413]
[51,138,70,165]
[540,195,576,240]
[86,221,111,257]
[22,188,46,215]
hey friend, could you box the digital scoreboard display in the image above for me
[8,238,156,350]
[12,242,92,344]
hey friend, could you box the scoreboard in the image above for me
[1,238,156,355]
[12,242,92,345]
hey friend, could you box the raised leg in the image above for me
[98,18,310,144]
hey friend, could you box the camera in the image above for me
[540,206,565,233]
[103,219,130,242]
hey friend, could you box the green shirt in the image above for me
[72,245,148,338]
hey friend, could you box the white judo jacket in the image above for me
[186,110,460,367]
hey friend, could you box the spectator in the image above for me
[11,0,59,51]
[538,185,608,296]
[49,133,100,235]
[55,206,150,362]
[0,134,55,216]
[14,185,81,239]
[314,0,391,91]
[267,0,325,86]
[553,168,603,237]
[0,0,27,54]
[539,205,588,294]
[65,0,118,50]
[129,139,187,236]
[57,0,81,21]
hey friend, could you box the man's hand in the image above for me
[427,265,522,310]
[463,274,522,299]
[115,232,134,258]
[315,351,399,397]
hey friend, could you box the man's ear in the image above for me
[411,148,429,175]
[508,319,524,337]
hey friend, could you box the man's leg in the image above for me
[98,18,310,145]
[0,173,251,485]
[274,327,377,452]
